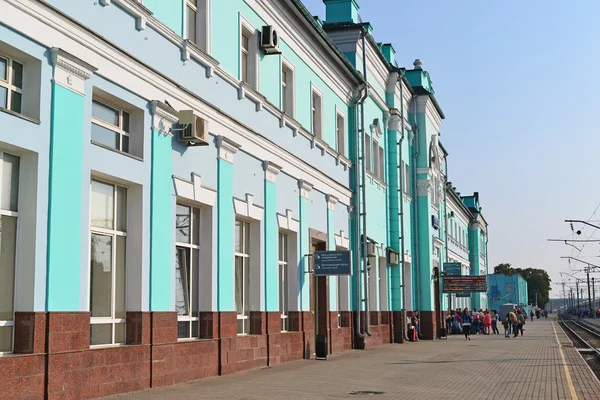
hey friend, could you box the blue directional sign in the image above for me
[443,262,462,277]
[314,251,352,276]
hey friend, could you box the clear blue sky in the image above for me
[302,0,600,297]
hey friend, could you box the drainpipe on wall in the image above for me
[395,70,409,342]
[353,84,367,340]
[443,155,449,315]
[360,30,372,337]
[411,95,421,314]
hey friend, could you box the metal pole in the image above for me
[577,281,580,312]
[588,268,593,313]
[593,277,596,318]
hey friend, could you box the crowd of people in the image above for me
[444,307,543,341]
[406,307,550,342]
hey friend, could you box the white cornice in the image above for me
[150,100,178,136]
[49,47,96,96]
[263,160,282,184]
[216,136,241,164]
[277,209,300,232]
[326,194,338,211]
[334,230,350,250]
[100,0,151,31]
[413,95,442,132]
[234,194,264,221]
[2,0,353,204]
[173,174,217,207]
[298,179,313,199]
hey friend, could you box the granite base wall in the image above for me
[0,309,398,399]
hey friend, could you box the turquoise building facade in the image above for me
[488,273,528,313]
[0,0,488,397]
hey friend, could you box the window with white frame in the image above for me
[402,162,410,194]
[379,258,388,311]
[175,204,201,339]
[186,0,210,52]
[378,145,385,182]
[281,61,294,116]
[336,111,346,156]
[311,88,323,139]
[0,152,19,353]
[240,21,258,89]
[90,179,127,346]
[235,220,250,334]
[91,99,131,154]
[279,232,289,331]
[373,140,380,179]
[0,54,23,114]
[365,136,371,173]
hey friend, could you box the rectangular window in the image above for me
[186,0,197,45]
[235,220,250,334]
[279,232,289,331]
[403,162,410,194]
[0,152,19,353]
[373,140,380,179]
[175,204,201,339]
[281,62,294,116]
[378,146,385,181]
[0,55,23,114]
[365,136,371,173]
[90,180,127,346]
[91,99,131,154]
[311,89,323,139]
[336,112,345,156]
[240,21,258,89]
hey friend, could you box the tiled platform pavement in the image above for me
[108,319,600,400]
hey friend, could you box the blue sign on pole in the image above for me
[443,262,462,277]
[314,251,352,276]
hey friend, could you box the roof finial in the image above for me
[413,59,423,69]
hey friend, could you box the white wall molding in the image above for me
[150,100,178,137]
[100,0,151,31]
[216,135,241,164]
[326,194,338,211]
[234,193,264,221]
[172,174,217,206]
[263,160,282,184]
[298,179,313,199]
[277,209,299,232]
[49,47,96,96]
[416,178,431,197]
[334,230,350,249]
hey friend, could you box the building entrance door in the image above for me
[310,240,327,357]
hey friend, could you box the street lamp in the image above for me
[533,289,539,309]
[593,277,596,318]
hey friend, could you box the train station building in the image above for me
[0,0,489,398]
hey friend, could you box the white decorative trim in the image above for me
[334,230,350,249]
[370,118,383,139]
[403,252,412,264]
[234,194,263,221]
[417,179,431,196]
[298,180,313,199]
[101,0,151,31]
[173,174,217,207]
[326,194,338,211]
[346,205,354,218]
[277,209,299,232]
[49,47,96,96]
[150,100,178,136]
[216,135,241,164]
[263,160,282,184]
[412,95,443,132]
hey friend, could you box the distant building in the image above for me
[488,273,529,313]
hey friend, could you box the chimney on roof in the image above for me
[413,59,423,70]
[323,0,360,24]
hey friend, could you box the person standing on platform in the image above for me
[530,309,534,322]
[502,315,511,338]
[492,310,500,335]
[472,309,480,334]
[509,310,518,338]
[517,311,525,336]
[461,308,472,341]
[483,310,492,335]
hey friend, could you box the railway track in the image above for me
[558,314,600,378]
